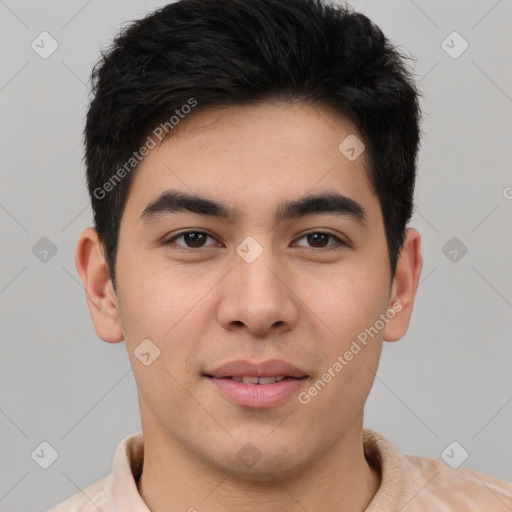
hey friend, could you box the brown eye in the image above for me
[166,231,217,248]
[293,232,345,250]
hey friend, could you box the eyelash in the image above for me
[164,230,347,252]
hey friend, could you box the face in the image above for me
[79,100,420,481]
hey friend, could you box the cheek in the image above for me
[115,268,185,372]
[116,269,206,417]
[313,261,389,404]
[296,258,388,403]
[298,262,390,345]
[117,257,205,336]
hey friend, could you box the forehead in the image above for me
[125,101,378,221]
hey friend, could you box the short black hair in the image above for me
[85,0,422,290]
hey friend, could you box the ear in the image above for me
[75,227,124,343]
[383,228,423,342]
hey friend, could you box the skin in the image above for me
[76,100,422,512]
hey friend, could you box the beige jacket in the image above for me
[48,429,512,511]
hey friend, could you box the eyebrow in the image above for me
[139,189,367,226]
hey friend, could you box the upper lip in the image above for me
[205,359,308,378]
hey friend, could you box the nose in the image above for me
[216,245,299,337]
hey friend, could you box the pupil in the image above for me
[308,233,328,247]
[186,233,205,247]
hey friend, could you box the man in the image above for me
[49,0,512,510]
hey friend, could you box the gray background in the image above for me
[0,0,511,510]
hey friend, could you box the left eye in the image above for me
[293,232,344,249]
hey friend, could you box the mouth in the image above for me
[204,358,308,379]
[203,359,309,408]
[206,375,307,384]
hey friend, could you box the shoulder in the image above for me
[45,431,144,512]
[363,429,512,511]
[46,474,110,512]
[402,453,512,510]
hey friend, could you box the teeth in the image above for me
[242,376,260,384]
[234,375,288,385]
[258,376,278,385]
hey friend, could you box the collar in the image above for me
[104,428,404,511]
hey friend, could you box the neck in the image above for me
[137,421,381,512]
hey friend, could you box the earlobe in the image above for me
[75,227,124,343]
[383,228,423,342]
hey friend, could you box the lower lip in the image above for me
[206,376,308,408]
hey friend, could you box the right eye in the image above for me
[164,231,220,249]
